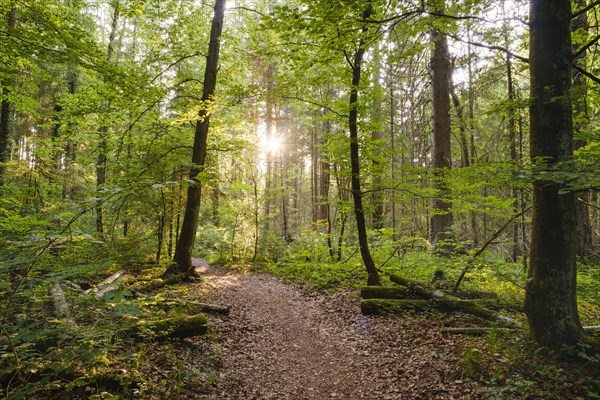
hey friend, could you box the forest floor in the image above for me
[191,258,486,400]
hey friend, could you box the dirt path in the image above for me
[195,261,482,399]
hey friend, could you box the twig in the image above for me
[454,206,532,292]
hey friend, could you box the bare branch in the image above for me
[449,34,529,63]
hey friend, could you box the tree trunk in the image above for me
[429,5,453,250]
[524,0,589,350]
[371,51,385,229]
[0,8,16,186]
[572,0,593,256]
[169,0,225,276]
[348,5,381,286]
[96,3,120,237]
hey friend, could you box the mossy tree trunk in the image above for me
[524,0,587,349]
[169,0,225,276]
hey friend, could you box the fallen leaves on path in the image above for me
[194,265,485,400]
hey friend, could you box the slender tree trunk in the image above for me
[524,0,590,350]
[506,49,520,262]
[429,7,453,250]
[371,51,385,230]
[572,0,593,256]
[62,69,78,199]
[449,84,469,168]
[0,8,16,186]
[96,3,120,237]
[169,0,225,276]
[348,5,381,286]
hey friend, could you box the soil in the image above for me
[193,259,485,400]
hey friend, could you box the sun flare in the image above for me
[262,136,282,155]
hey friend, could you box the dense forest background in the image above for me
[1,0,600,398]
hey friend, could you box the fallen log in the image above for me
[360,286,412,300]
[86,270,126,294]
[49,283,70,319]
[442,326,600,335]
[361,298,512,316]
[441,327,516,335]
[134,314,208,339]
[162,299,230,315]
[361,299,431,315]
[389,274,522,327]
[453,289,498,300]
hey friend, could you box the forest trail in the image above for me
[194,259,482,400]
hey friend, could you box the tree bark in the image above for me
[347,4,381,286]
[169,0,225,276]
[572,0,593,256]
[96,3,120,236]
[524,0,590,350]
[429,4,453,250]
[0,8,16,186]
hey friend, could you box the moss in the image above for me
[360,299,432,315]
[137,314,208,339]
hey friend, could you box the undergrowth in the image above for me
[1,239,217,399]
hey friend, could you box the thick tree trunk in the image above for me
[429,7,453,250]
[524,0,589,350]
[169,0,225,276]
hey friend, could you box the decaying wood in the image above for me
[162,299,230,315]
[85,270,126,296]
[94,284,121,298]
[49,283,71,320]
[361,298,512,316]
[138,272,191,291]
[360,286,412,300]
[361,299,432,315]
[453,289,498,300]
[134,314,208,339]
[441,327,516,335]
[442,326,600,335]
[389,274,522,326]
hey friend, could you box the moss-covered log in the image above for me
[135,314,208,339]
[159,300,230,315]
[361,298,511,316]
[361,299,433,315]
[441,327,516,335]
[389,274,521,326]
[360,286,412,299]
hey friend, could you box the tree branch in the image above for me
[279,95,347,118]
[572,0,600,19]
[573,64,600,85]
[572,34,600,60]
[449,34,529,63]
